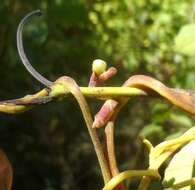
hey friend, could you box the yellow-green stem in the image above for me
[103,169,160,190]
[50,85,147,98]
[138,176,152,190]
[171,177,195,189]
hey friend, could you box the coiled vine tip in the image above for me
[17,10,53,88]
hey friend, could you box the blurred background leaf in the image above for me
[175,24,195,56]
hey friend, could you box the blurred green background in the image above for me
[0,0,195,189]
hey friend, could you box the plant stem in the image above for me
[138,176,152,190]
[51,85,147,99]
[105,122,119,177]
[80,87,147,97]
[103,169,160,190]
[171,177,195,189]
[54,77,111,183]
[105,122,127,190]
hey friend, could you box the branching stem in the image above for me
[54,77,111,183]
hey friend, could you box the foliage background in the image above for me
[0,0,195,189]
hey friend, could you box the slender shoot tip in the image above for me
[17,10,53,88]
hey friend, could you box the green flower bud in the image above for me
[92,59,107,76]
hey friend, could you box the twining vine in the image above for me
[1,10,195,190]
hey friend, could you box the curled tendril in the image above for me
[102,169,160,190]
[17,10,53,87]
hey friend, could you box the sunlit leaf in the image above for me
[163,141,195,189]
[175,24,195,56]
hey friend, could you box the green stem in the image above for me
[103,169,160,190]
[171,177,195,189]
[138,176,152,190]
[51,86,147,98]
[81,87,147,97]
